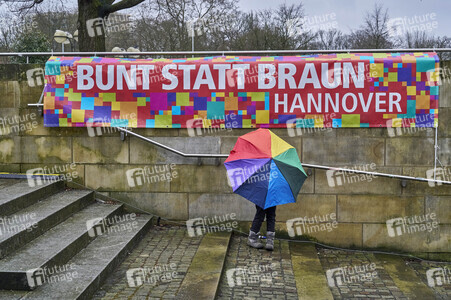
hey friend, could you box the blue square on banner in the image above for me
[193,97,207,110]
[55,88,65,97]
[146,119,155,128]
[172,106,181,115]
[81,97,95,110]
[333,119,342,128]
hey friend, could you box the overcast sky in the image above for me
[239,0,450,36]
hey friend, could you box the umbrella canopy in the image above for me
[224,128,307,209]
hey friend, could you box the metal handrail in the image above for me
[1,48,451,57]
[117,127,451,185]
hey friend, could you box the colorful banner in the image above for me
[43,53,439,128]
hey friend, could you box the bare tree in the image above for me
[347,4,392,49]
[5,0,147,51]
[312,29,346,50]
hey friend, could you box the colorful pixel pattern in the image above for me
[43,53,439,128]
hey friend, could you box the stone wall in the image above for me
[0,62,450,257]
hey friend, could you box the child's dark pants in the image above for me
[250,205,276,233]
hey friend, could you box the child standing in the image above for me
[247,205,276,251]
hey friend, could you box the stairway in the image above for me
[0,178,153,299]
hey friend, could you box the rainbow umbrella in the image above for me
[225,128,307,209]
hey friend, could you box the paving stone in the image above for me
[92,225,202,299]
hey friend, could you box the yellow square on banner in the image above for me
[407,86,416,95]
[370,64,384,77]
[256,111,269,124]
[392,118,402,127]
[72,109,85,123]
[78,58,94,63]
[314,118,324,127]
[55,74,65,84]
[112,101,121,111]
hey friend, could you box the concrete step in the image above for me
[177,231,231,300]
[0,180,64,216]
[290,243,334,300]
[0,179,21,189]
[0,189,93,259]
[0,203,123,290]
[21,214,153,300]
[375,254,436,300]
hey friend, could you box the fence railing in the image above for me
[1,48,451,58]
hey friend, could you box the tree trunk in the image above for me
[77,0,106,52]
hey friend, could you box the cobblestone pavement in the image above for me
[216,235,299,300]
[91,226,450,300]
[317,248,408,299]
[407,259,451,300]
[92,225,202,300]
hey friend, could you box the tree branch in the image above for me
[106,0,146,14]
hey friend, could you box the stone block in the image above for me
[170,165,230,193]
[438,107,450,137]
[386,138,435,166]
[302,137,384,165]
[20,163,85,185]
[110,192,188,220]
[276,222,363,248]
[0,136,21,163]
[276,194,336,221]
[363,223,450,252]
[0,64,19,81]
[314,167,402,195]
[401,167,451,196]
[21,136,71,163]
[188,193,255,221]
[337,195,424,223]
[85,164,172,193]
[0,81,20,108]
[73,137,129,164]
[130,136,220,165]
[425,195,451,224]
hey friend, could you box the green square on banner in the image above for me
[252,92,266,102]
[388,72,397,81]
[176,93,190,106]
[103,93,116,102]
[137,97,146,106]
[341,114,360,127]
[207,101,225,119]
[155,115,172,127]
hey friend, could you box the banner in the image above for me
[43,53,439,128]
